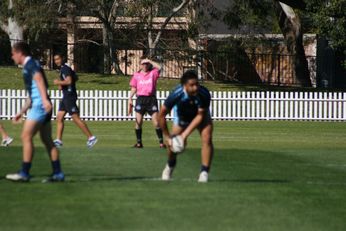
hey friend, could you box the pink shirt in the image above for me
[130,68,160,96]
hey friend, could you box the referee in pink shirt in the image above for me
[128,57,166,148]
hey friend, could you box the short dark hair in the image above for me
[54,53,66,61]
[12,42,31,56]
[181,70,198,85]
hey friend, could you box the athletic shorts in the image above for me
[27,104,52,124]
[173,107,212,129]
[135,96,159,116]
[59,95,79,115]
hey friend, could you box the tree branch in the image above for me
[152,0,190,47]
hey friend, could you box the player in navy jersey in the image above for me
[6,42,64,182]
[53,54,97,148]
[159,70,214,183]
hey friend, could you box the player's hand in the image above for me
[12,113,22,124]
[43,100,52,113]
[128,100,133,116]
[53,79,60,85]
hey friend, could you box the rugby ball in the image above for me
[171,135,185,153]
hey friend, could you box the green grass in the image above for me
[0,120,346,231]
[0,66,328,92]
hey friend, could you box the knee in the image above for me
[56,116,64,123]
[21,131,32,142]
[202,135,213,146]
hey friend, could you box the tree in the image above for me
[71,0,125,74]
[274,1,311,87]
[127,0,191,57]
[222,0,312,87]
[0,0,62,46]
[0,0,24,46]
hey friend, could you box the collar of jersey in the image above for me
[23,56,32,66]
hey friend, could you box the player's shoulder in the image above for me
[166,85,184,102]
[199,85,211,98]
[171,85,184,96]
[61,64,72,72]
[24,58,41,72]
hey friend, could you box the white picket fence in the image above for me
[0,89,346,121]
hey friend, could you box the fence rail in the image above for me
[1,89,345,121]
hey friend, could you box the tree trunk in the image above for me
[103,25,123,75]
[275,1,312,87]
[103,27,111,74]
[0,0,24,47]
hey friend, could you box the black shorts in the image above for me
[135,96,159,116]
[59,95,80,115]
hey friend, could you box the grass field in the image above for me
[0,66,327,92]
[0,120,346,231]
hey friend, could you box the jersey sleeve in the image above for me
[164,88,181,111]
[130,75,137,88]
[198,88,211,109]
[28,61,41,76]
[61,66,73,79]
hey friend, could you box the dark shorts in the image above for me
[173,109,212,129]
[59,95,80,115]
[135,96,159,116]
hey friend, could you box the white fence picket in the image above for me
[0,89,345,121]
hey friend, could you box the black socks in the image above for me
[201,165,210,173]
[155,128,164,144]
[51,160,62,174]
[21,162,32,175]
[135,129,142,144]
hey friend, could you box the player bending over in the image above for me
[128,57,166,148]
[0,123,13,147]
[159,70,214,183]
[53,54,97,148]
[6,42,64,182]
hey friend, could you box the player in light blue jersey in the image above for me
[5,42,64,183]
[159,70,214,183]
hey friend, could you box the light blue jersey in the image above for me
[22,57,51,123]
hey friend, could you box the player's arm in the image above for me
[33,72,52,113]
[143,59,162,71]
[128,87,137,106]
[13,98,31,123]
[158,105,171,144]
[181,108,206,140]
[53,76,72,86]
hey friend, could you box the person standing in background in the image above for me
[128,57,166,149]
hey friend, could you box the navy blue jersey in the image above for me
[164,85,211,124]
[22,58,49,106]
[60,64,77,96]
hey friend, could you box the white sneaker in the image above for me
[53,139,63,148]
[162,164,174,181]
[6,172,30,182]
[198,171,209,183]
[87,136,98,148]
[1,137,13,147]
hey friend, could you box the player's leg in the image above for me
[0,123,13,146]
[40,121,64,182]
[151,112,165,148]
[162,125,185,181]
[70,113,97,148]
[198,119,214,183]
[6,120,41,181]
[134,112,144,148]
[54,110,67,147]
[65,96,97,148]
